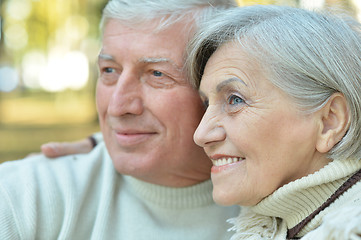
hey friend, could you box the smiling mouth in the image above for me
[211,157,243,167]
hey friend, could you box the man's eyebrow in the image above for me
[139,57,170,63]
[138,57,183,71]
[97,55,183,72]
[216,77,247,92]
[98,54,115,61]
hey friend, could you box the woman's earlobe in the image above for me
[316,93,350,153]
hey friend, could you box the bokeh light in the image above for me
[300,0,325,9]
[39,49,89,92]
[22,50,47,89]
[351,0,361,21]
[4,23,28,50]
[62,51,89,90]
[5,0,32,21]
[0,66,19,92]
[65,15,89,41]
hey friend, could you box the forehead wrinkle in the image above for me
[216,77,247,93]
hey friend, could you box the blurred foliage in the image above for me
[0,0,106,162]
[0,122,100,161]
[0,0,107,62]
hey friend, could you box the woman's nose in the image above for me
[193,108,226,148]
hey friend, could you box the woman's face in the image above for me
[194,42,330,206]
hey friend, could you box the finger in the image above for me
[41,139,94,158]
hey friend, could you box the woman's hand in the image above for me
[40,138,95,158]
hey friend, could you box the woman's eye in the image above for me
[228,95,244,105]
[152,70,163,77]
[224,93,247,114]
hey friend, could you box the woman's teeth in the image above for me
[211,157,241,166]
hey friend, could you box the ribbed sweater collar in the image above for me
[251,159,361,229]
[122,175,215,209]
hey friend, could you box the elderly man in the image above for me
[0,0,239,239]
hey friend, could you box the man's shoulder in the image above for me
[0,143,120,239]
[0,142,114,197]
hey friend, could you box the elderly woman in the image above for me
[188,5,361,239]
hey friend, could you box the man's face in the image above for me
[97,19,211,187]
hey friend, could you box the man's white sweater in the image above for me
[0,142,238,240]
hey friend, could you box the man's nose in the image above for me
[193,107,226,148]
[108,71,144,116]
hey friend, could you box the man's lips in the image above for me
[113,130,157,147]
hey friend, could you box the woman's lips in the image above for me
[210,156,245,173]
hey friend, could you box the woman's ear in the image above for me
[316,93,350,153]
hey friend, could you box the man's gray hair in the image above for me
[188,5,361,161]
[100,0,237,31]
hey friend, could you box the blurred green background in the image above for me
[0,0,360,163]
[0,0,106,162]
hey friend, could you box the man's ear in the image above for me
[316,93,350,153]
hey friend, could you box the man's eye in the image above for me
[152,70,163,77]
[104,67,115,73]
[228,95,244,105]
[99,67,119,85]
[144,70,176,89]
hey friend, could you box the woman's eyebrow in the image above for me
[216,77,247,92]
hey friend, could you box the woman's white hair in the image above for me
[100,0,237,32]
[188,5,361,161]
